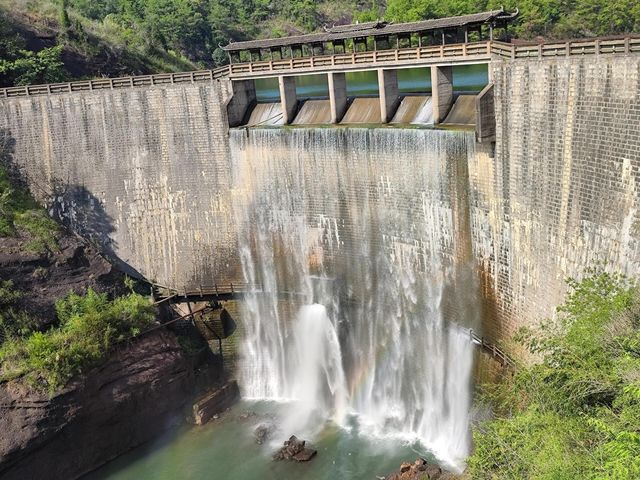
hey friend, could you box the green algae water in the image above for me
[85,401,432,480]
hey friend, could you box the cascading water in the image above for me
[230,127,479,471]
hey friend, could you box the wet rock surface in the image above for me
[384,458,459,480]
[273,435,317,462]
[254,422,275,444]
[192,380,240,425]
[0,329,195,480]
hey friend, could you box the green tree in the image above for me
[144,0,205,52]
[468,270,640,479]
[0,45,66,87]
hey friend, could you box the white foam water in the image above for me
[230,127,478,471]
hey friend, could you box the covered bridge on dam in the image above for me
[223,9,518,132]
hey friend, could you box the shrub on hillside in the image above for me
[0,289,156,392]
[468,270,640,479]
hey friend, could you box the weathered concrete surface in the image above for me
[227,79,256,127]
[469,54,640,346]
[1,53,640,351]
[279,76,298,124]
[431,65,454,123]
[328,72,348,123]
[292,99,332,125]
[442,95,476,126]
[0,80,240,288]
[378,68,400,123]
[475,83,496,142]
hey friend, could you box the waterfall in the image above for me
[230,127,479,470]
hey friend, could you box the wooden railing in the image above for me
[1,37,637,99]
[0,66,230,98]
[229,41,494,77]
[491,36,640,60]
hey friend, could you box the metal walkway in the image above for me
[151,282,260,304]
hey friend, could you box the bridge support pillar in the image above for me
[378,69,400,123]
[278,76,298,124]
[227,79,256,127]
[328,72,347,123]
[431,66,454,124]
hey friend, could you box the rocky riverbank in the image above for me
[0,329,194,480]
[0,224,227,479]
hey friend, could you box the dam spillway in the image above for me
[229,127,479,468]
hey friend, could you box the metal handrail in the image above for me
[469,328,515,368]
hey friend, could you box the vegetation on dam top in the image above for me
[1,0,640,87]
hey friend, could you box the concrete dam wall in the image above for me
[471,54,640,343]
[0,79,240,288]
[1,53,640,349]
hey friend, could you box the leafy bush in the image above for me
[0,289,156,392]
[0,44,66,86]
[468,269,640,479]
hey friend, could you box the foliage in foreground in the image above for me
[0,288,156,392]
[468,270,640,479]
[0,161,59,254]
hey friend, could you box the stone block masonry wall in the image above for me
[0,79,241,288]
[469,54,640,347]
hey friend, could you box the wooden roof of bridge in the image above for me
[222,9,517,52]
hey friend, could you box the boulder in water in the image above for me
[272,435,317,462]
[384,458,449,480]
[254,423,274,445]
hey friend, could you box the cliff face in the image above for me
[0,329,194,480]
[0,220,199,479]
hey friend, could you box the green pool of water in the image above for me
[84,400,432,480]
